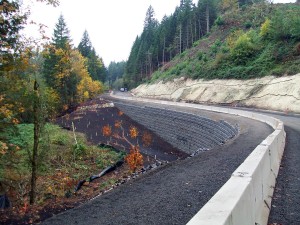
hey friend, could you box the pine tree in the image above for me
[87,48,107,82]
[77,31,107,82]
[144,5,158,30]
[52,14,71,49]
[43,15,74,106]
[197,0,218,34]
[78,30,92,57]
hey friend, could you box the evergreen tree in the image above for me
[87,48,107,82]
[78,31,107,82]
[107,61,126,84]
[43,15,74,106]
[197,0,218,34]
[78,30,92,57]
[52,14,71,49]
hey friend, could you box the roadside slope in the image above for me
[42,98,272,225]
[132,73,300,113]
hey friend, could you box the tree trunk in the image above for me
[180,24,182,54]
[206,3,210,33]
[30,80,40,205]
[162,36,165,65]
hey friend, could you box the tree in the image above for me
[0,0,28,71]
[78,31,107,82]
[1,0,60,206]
[221,0,239,12]
[78,30,92,58]
[107,61,126,88]
[52,14,71,49]
[43,15,74,107]
[198,0,218,34]
[87,49,107,82]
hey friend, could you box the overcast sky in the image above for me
[22,0,296,66]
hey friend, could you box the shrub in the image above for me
[73,142,87,159]
[230,30,260,65]
[215,16,225,26]
[244,21,252,29]
[260,18,271,38]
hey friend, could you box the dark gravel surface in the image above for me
[42,96,273,225]
[56,98,187,164]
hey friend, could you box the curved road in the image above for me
[42,96,299,225]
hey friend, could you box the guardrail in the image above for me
[111,93,286,225]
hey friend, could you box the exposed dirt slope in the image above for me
[132,73,300,113]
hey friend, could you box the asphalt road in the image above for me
[42,96,274,225]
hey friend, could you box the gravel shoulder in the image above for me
[256,112,300,225]
[42,97,273,225]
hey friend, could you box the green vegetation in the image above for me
[1,1,107,204]
[0,123,123,205]
[107,61,126,89]
[123,1,300,86]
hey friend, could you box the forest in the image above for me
[1,0,300,223]
[123,0,300,88]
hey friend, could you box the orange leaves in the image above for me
[142,131,152,147]
[0,141,8,155]
[62,105,69,111]
[45,172,76,198]
[101,120,149,172]
[125,145,143,172]
[114,120,122,128]
[129,126,138,139]
[102,124,112,137]
[11,118,19,124]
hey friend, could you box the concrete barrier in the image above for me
[111,93,286,225]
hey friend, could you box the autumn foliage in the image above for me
[102,124,112,137]
[125,146,143,172]
[102,110,152,172]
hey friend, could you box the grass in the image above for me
[0,123,125,207]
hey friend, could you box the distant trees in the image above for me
[124,1,219,88]
[78,30,107,82]
[107,61,126,89]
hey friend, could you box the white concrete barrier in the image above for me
[111,93,286,225]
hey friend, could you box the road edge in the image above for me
[110,93,286,225]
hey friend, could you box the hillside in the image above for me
[149,3,300,82]
[130,2,300,113]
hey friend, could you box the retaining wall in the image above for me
[111,93,286,225]
[115,102,238,154]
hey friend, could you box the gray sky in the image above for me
[23,0,296,66]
